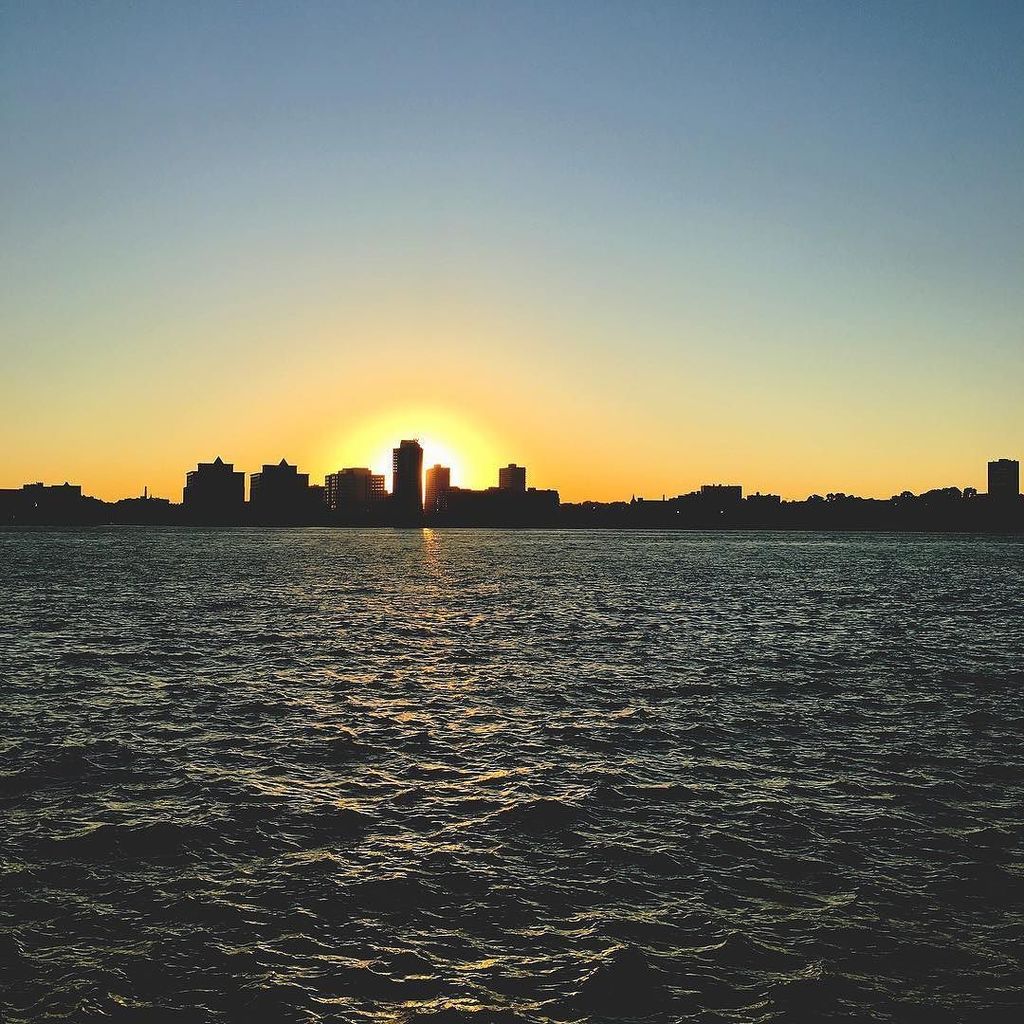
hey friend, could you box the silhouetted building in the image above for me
[392,440,423,524]
[0,481,110,525]
[19,482,83,521]
[183,457,245,524]
[325,468,386,511]
[988,459,1020,502]
[498,463,527,492]
[698,484,743,514]
[23,481,82,503]
[0,488,20,524]
[426,461,556,524]
[438,485,559,526]
[740,491,783,527]
[324,467,386,523]
[250,459,314,523]
[425,464,451,516]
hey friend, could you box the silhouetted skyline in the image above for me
[1,447,1019,531]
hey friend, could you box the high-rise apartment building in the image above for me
[699,484,743,509]
[392,439,424,523]
[988,459,1020,502]
[183,457,245,522]
[498,463,527,492]
[425,464,451,515]
[249,459,311,521]
[325,467,386,512]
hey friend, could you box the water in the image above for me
[1,528,1022,1023]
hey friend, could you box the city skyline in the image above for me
[8,405,1024,505]
[2,447,1019,533]
[2,445,1019,512]
[1,402,1022,505]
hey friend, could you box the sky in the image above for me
[2,1,1022,501]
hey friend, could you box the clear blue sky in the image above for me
[2,1,1022,499]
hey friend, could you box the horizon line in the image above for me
[3,452,1019,507]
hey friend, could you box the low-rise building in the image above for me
[250,459,315,523]
[183,457,245,522]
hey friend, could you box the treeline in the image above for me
[562,488,1022,531]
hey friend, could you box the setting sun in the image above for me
[320,406,506,492]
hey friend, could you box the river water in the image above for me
[1,528,1022,1022]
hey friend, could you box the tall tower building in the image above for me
[498,463,527,492]
[392,439,424,523]
[425,464,451,516]
[988,459,1020,502]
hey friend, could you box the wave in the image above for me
[564,944,677,1016]
[702,931,805,970]
[491,797,583,834]
[46,820,216,863]
[0,740,140,798]
[297,804,373,840]
[322,729,370,762]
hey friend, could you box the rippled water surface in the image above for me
[2,528,1023,1023]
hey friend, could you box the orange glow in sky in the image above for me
[323,406,504,492]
